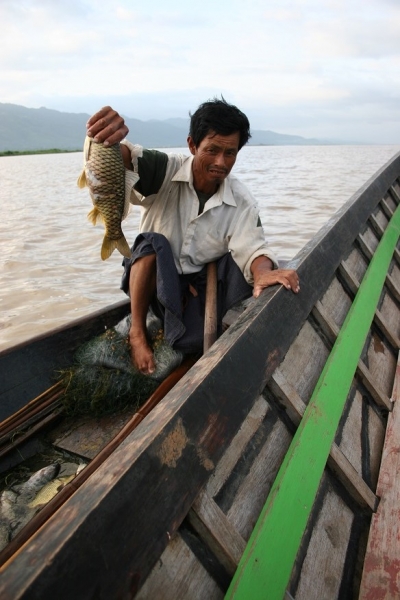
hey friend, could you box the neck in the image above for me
[194,183,218,196]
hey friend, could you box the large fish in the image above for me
[77,136,131,260]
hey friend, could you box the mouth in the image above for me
[208,168,228,177]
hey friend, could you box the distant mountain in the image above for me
[0,102,329,152]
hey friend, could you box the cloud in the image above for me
[1,0,400,143]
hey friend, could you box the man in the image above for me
[87,99,299,375]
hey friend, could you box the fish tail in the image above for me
[117,235,132,259]
[87,206,102,225]
[77,170,87,188]
[101,235,131,261]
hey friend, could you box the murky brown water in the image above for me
[1,144,399,351]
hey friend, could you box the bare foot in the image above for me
[129,330,156,375]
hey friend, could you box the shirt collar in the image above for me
[171,155,237,208]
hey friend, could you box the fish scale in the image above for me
[77,136,132,260]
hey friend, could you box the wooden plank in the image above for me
[292,485,354,600]
[136,533,224,600]
[374,207,389,232]
[339,261,400,354]
[50,412,135,459]
[1,155,400,599]
[226,205,400,600]
[342,246,369,283]
[380,198,394,219]
[205,396,269,498]
[226,419,292,541]
[386,189,398,212]
[390,184,400,204]
[188,490,246,576]
[312,302,392,410]
[275,320,330,403]
[369,211,400,270]
[269,369,378,511]
[380,292,400,344]
[359,353,400,600]
[373,309,400,351]
[369,212,385,239]
[318,275,352,329]
[385,272,400,304]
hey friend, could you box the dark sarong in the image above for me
[121,232,253,353]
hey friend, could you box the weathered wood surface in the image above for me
[293,481,355,600]
[0,154,399,599]
[359,353,400,599]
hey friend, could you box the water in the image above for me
[1,145,399,352]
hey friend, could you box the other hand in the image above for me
[251,256,300,298]
[86,106,129,146]
[253,268,300,298]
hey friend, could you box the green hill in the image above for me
[0,102,326,152]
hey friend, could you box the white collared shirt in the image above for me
[123,142,278,284]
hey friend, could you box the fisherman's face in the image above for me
[188,130,240,195]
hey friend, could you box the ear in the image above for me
[187,135,196,155]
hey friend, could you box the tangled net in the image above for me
[59,311,183,416]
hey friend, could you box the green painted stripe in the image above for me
[226,205,400,600]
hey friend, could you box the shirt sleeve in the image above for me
[121,140,168,204]
[229,202,279,285]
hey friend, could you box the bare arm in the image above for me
[86,106,129,146]
[250,256,300,298]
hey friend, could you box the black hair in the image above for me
[189,96,251,150]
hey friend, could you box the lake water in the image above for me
[1,144,399,352]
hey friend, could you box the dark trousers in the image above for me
[121,233,253,353]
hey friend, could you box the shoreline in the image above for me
[0,148,81,157]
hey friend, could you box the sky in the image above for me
[1,0,400,143]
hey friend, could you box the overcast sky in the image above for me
[1,0,400,143]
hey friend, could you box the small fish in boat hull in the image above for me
[0,464,60,550]
[0,462,86,551]
[77,136,131,260]
[17,463,60,500]
[28,463,86,508]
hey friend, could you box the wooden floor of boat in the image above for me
[135,187,400,599]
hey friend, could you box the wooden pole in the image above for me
[203,261,218,353]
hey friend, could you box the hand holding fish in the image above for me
[87,106,128,146]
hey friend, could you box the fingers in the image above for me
[282,269,300,293]
[86,106,129,146]
[253,269,300,297]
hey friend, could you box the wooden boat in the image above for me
[0,150,399,599]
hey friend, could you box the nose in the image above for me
[214,152,227,168]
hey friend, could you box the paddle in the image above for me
[203,261,218,353]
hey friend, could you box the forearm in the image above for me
[250,255,274,278]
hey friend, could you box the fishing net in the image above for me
[59,311,183,416]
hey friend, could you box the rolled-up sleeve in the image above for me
[229,202,279,285]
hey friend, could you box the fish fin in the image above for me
[87,207,102,225]
[100,235,131,260]
[77,170,87,188]
[101,236,117,260]
[116,235,132,259]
